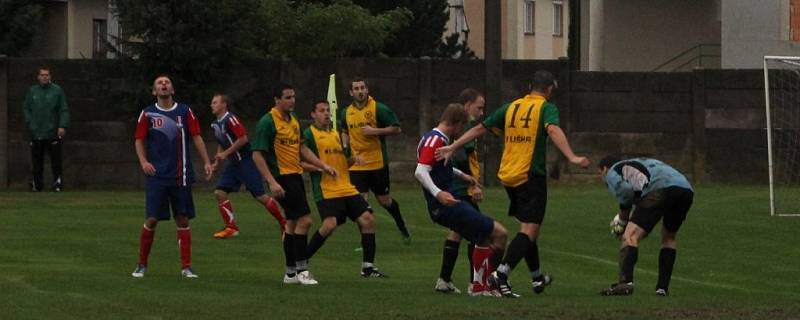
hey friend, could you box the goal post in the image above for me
[763,56,800,217]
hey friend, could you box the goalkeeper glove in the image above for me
[609,214,627,237]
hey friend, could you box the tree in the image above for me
[0,0,42,56]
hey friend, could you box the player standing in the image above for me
[341,78,411,243]
[252,83,336,285]
[302,100,388,278]
[132,75,213,278]
[597,156,694,297]
[437,71,590,297]
[416,104,508,296]
[208,93,287,239]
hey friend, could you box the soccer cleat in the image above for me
[283,273,300,284]
[532,274,553,294]
[361,267,389,278]
[181,267,199,278]
[434,278,462,294]
[213,227,239,239]
[600,282,634,296]
[487,271,520,298]
[655,288,669,297]
[296,270,318,285]
[131,264,146,278]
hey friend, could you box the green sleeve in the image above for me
[251,115,275,152]
[482,103,511,130]
[302,127,318,155]
[338,107,348,133]
[542,102,560,127]
[376,103,400,127]
[57,87,69,128]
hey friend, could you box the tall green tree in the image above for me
[0,0,42,56]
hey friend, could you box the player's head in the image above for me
[272,83,295,112]
[37,66,51,86]
[458,88,485,121]
[530,70,557,98]
[151,74,175,99]
[349,77,369,104]
[598,155,621,180]
[310,99,331,128]
[439,103,469,136]
[210,93,230,116]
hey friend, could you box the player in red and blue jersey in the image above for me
[132,75,212,279]
[414,104,508,296]
[208,93,287,239]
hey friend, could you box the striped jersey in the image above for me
[251,107,303,177]
[302,125,360,202]
[417,128,452,212]
[134,102,201,186]
[211,111,251,162]
[605,158,693,209]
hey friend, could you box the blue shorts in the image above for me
[431,201,494,244]
[215,158,266,198]
[145,178,196,220]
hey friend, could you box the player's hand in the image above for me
[57,128,66,139]
[215,152,228,161]
[322,164,337,177]
[269,180,286,199]
[436,191,459,207]
[351,155,366,166]
[361,126,380,136]
[141,162,156,176]
[469,184,484,202]
[435,145,455,161]
[204,163,213,181]
[570,156,591,168]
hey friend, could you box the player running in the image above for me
[132,75,213,278]
[208,93,287,239]
[302,100,388,278]
[416,104,508,296]
[597,156,694,297]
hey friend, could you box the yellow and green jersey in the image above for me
[302,125,360,202]
[252,107,303,177]
[482,94,559,187]
[341,96,400,171]
[451,119,481,197]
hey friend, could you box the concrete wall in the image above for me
[721,0,800,68]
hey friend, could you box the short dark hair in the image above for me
[531,70,556,91]
[440,103,469,126]
[312,99,329,112]
[38,66,50,74]
[458,88,483,105]
[152,74,172,88]
[272,83,294,99]
[213,93,231,105]
[598,155,621,170]
[350,77,369,89]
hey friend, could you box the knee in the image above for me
[622,233,639,247]
[175,216,190,228]
[519,223,539,240]
[296,215,313,229]
[214,189,228,202]
[378,196,393,207]
[661,233,677,249]
[144,218,159,229]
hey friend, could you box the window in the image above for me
[553,0,563,36]
[92,19,107,58]
[524,0,535,35]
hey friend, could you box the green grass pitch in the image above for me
[1,183,798,319]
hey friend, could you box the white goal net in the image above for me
[764,56,800,216]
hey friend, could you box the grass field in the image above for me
[1,183,799,319]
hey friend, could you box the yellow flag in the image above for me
[327,74,338,131]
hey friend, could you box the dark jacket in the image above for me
[24,83,69,140]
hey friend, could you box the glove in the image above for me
[609,214,627,237]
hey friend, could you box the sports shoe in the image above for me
[296,270,318,285]
[600,282,634,296]
[402,233,412,245]
[131,264,146,278]
[468,282,495,297]
[655,288,669,297]
[361,267,389,278]
[213,227,239,239]
[487,271,520,298]
[532,274,553,294]
[181,267,199,278]
[434,278,462,294]
[283,273,300,284]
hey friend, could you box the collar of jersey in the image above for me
[432,128,450,143]
[154,102,178,112]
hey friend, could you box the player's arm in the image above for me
[218,116,249,160]
[435,124,488,161]
[453,167,479,186]
[415,138,458,206]
[362,125,401,136]
[219,135,249,160]
[252,151,285,198]
[134,111,155,176]
[363,104,402,136]
[546,124,589,168]
[187,110,212,180]
[300,145,336,176]
[300,161,323,173]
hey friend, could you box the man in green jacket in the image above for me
[24,67,69,192]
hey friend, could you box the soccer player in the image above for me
[435,88,486,294]
[341,78,411,243]
[437,70,590,297]
[208,93,287,239]
[416,103,508,297]
[302,100,388,278]
[132,75,213,278]
[597,156,694,297]
[252,83,336,285]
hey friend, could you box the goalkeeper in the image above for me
[597,156,694,297]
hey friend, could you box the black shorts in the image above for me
[504,174,547,224]
[456,194,480,211]
[631,186,693,233]
[350,167,391,196]
[316,195,372,225]
[274,174,311,220]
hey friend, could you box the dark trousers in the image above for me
[30,139,63,190]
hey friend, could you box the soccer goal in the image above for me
[763,56,800,216]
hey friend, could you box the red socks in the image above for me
[264,197,287,227]
[138,224,155,266]
[177,227,192,269]
[472,246,493,288]
[218,200,238,230]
